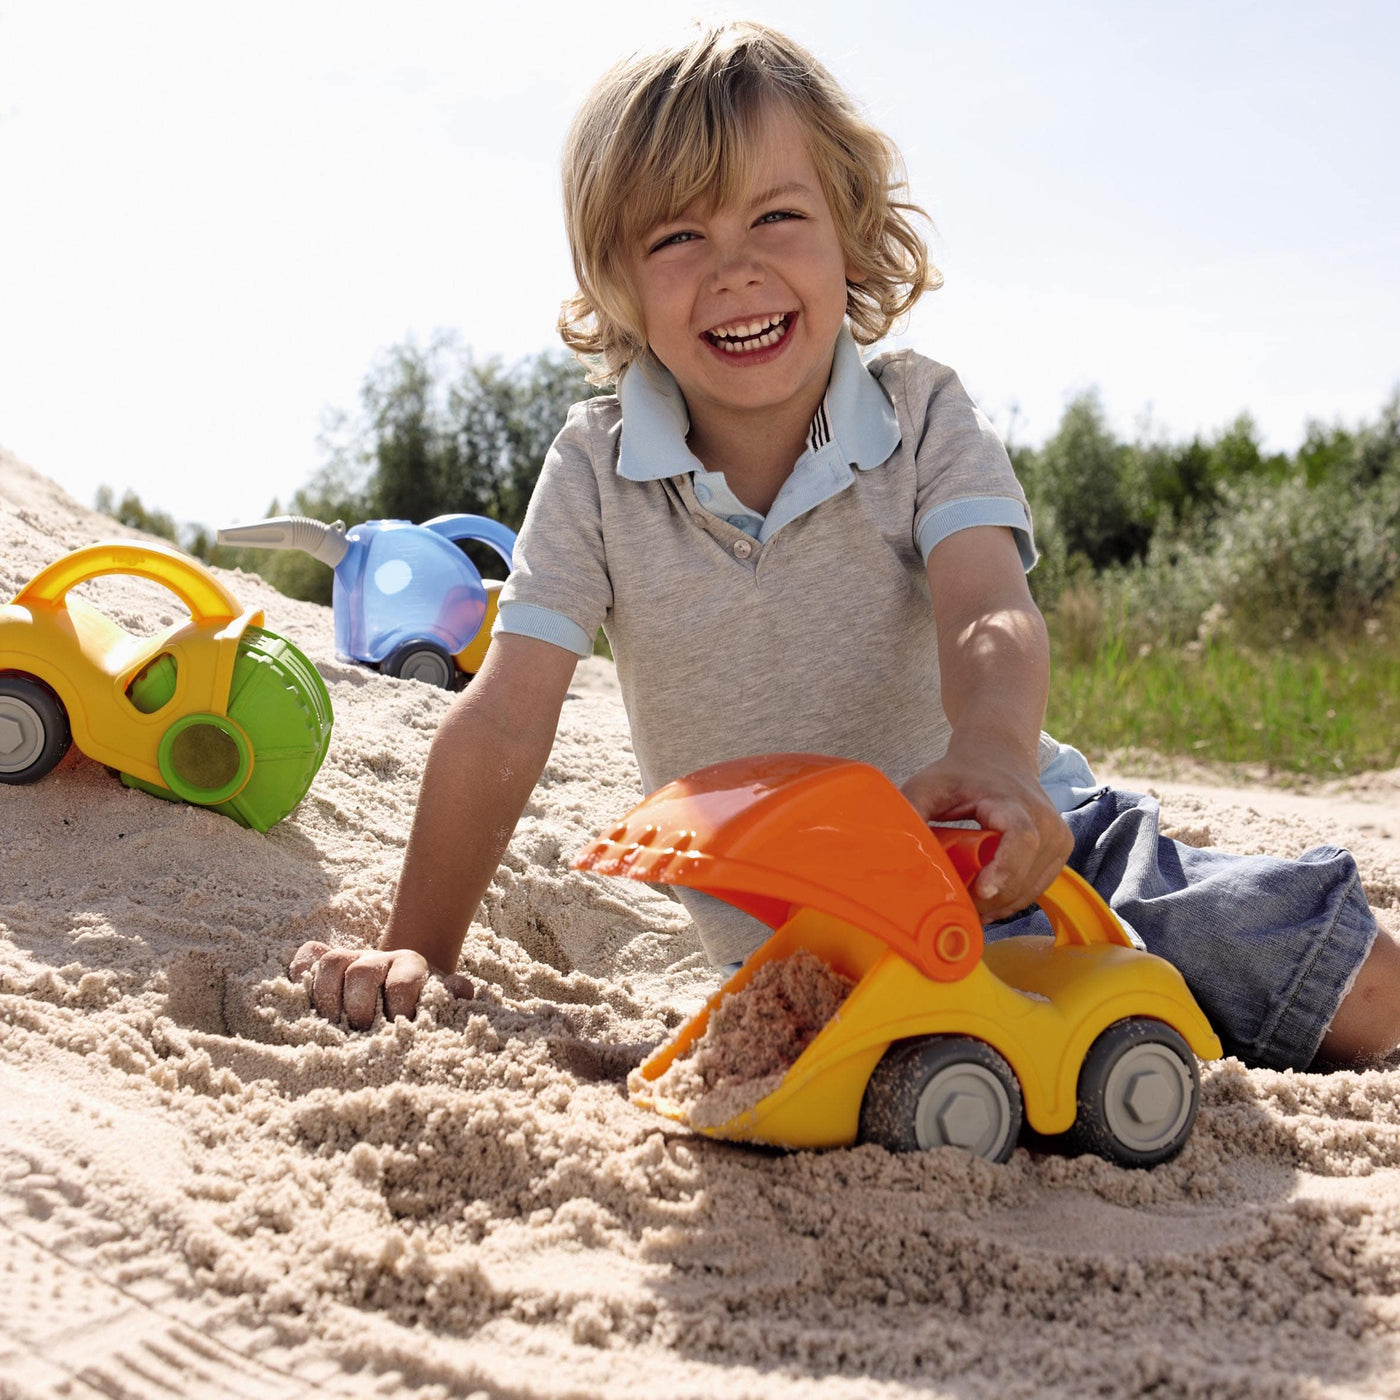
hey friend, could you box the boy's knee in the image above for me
[1316,924,1400,1066]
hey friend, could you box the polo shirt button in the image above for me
[695,483,711,503]
[733,538,754,559]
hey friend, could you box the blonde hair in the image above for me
[558,20,939,385]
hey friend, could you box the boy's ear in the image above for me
[844,256,867,285]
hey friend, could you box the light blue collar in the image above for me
[616,324,900,482]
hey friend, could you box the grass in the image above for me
[1047,625,1400,778]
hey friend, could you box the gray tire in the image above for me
[0,674,72,783]
[380,642,456,689]
[859,1035,1023,1163]
[1066,1018,1199,1167]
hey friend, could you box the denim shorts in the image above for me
[986,787,1378,1070]
[718,786,1377,1071]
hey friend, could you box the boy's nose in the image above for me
[707,247,765,294]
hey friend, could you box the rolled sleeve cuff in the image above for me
[1038,738,1104,813]
[1254,855,1379,1069]
[916,496,1037,570]
[495,600,595,658]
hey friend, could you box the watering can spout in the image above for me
[217,515,349,569]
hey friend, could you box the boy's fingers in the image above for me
[296,945,441,1026]
[442,972,476,1002]
[970,800,1030,878]
[975,808,1072,919]
[342,952,395,1030]
[289,940,331,978]
[311,948,357,1020]
[383,951,431,1021]
[974,829,1030,907]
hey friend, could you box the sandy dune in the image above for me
[2,449,1398,1399]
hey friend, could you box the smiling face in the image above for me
[627,103,861,447]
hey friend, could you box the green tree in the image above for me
[1136,435,1215,531]
[353,332,601,536]
[492,349,602,525]
[1131,413,1287,538]
[362,338,461,524]
[449,358,532,525]
[1299,390,1400,491]
[1356,388,1400,488]
[211,334,603,603]
[94,486,180,544]
[1297,419,1356,489]
[1020,391,1148,571]
[1205,412,1283,487]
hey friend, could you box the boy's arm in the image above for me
[902,524,1073,922]
[292,634,579,1027]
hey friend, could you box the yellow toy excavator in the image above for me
[576,753,1221,1167]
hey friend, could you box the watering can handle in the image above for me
[422,515,517,571]
[15,542,249,627]
[932,827,1134,949]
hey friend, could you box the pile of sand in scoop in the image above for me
[3,445,1400,1400]
[637,950,856,1128]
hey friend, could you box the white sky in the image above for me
[1,0,1396,531]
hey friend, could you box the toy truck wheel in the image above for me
[859,1035,1024,1163]
[1066,1018,1200,1167]
[380,641,456,689]
[0,675,72,784]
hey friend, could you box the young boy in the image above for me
[294,21,1400,1070]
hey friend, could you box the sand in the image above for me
[641,951,855,1131]
[2,445,1399,1400]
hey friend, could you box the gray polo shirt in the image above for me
[497,332,1089,963]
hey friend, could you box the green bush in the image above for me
[1079,473,1400,652]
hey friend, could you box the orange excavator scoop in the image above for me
[573,753,989,982]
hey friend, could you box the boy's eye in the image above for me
[757,210,801,226]
[649,230,698,253]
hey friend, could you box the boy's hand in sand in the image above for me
[290,638,577,1032]
[289,941,474,1029]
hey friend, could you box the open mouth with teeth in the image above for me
[702,312,795,355]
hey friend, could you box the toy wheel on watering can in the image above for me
[0,674,72,783]
[379,639,456,689]
[858,1035,1025,1163]
[1062,1018,1200,1167]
